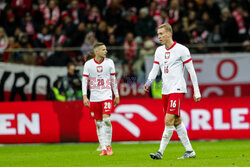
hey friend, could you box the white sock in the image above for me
[158,126,174,155]
[103,117,112,146]
[96,121,101,143]
[175,122,193,152]
[95,121,106,150]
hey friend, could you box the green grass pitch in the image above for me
[0,140,250,167]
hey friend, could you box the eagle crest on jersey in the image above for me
[96,66,103,73]
[165,52,170,59]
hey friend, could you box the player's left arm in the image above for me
[110,60,120,107]
[185,61,201,102]
[181,47,201,102]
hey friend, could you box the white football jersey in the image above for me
[82,58,116,102]
[154,42,192,95]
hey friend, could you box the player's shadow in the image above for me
[53,101,83,142]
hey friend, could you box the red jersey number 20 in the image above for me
[97,79,104,86]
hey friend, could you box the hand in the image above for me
[144,84,149,93]
[193,93,201,103]
[114,97,120,107]
[83,95,90,107]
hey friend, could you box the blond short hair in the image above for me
[158,23,172,34]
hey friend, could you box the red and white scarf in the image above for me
[232,10,246,34]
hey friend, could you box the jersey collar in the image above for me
[166,41,176,51]
[94,57,105,64]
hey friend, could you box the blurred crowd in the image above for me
[0,0,249,75]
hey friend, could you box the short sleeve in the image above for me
[153,48,160,65]
[82,62,89,77]
[110,60,116,76]
[181,47,192,64]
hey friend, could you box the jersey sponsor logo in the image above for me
[111,104,157,137]
[165,52,170,59]
[170,109,175,111]
[96,66,103,73]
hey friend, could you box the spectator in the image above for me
[62,62,82,100]
[81,31,97,57]
[182,10,198,39]
[115,11,136,44]
[172,23,189,45]
[33,25,53,48]
[129,7,138,23]
[167,0,183,25]
[89,0,106,13]
[153,0,169,10]
[60,11,76,40]
[4,12,18,36]
[52,77,66,101]
[124,32,137,61]
[0,0,7,27]
[22,12,37,37]
[220,7,239,43]
[149,1,159,17]
[191,25,209,53]
[123,32,137,77]
[67,0,85,25]
[203,0,221,24]
[14,27,24,42]
[87,5,101,30]
[11,0,32,19]
[199,11,214,32]
[0,0,7,11]
[18,34,35,64]
[107,34,121,63]
[70,22,86,47]
[38,0,47,12]
[53,26,68,48]
[184,0,198,12]
[135,7,156,39]
[192,25,209,44]
[108,34,117,47]
[43,0,60,25]
[154,8,169,27]
[133,39,155,82]
[232,5,249,42]
[96,21,109,44]
[103,0,125,26]
[0,27,8,61]
[208,24,222,44]
[207,24,223,52]
[31,3,44,26]
[6,36,22,63]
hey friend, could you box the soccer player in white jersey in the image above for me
[82,42,120,156]
[144,23,201,159]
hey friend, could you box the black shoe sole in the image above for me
[150,153,162,160]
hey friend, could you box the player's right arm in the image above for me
[144,48,160,92]
[82,62,90,107]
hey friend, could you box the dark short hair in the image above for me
[67,62,75,69]
[93,42,105,49]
